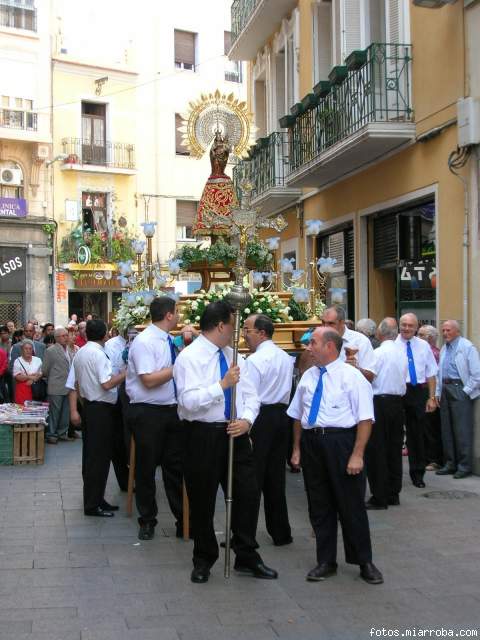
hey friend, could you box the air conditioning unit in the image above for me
[36,144,50,160]
[412,0,457,7]
[0,168,23,186]
[458,97,480,147]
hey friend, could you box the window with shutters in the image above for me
[374,214,398,269]
[275,48,286,126]
[176,200,197,240]
[340,0,362,62]
[313,2,333,84]
[175,114,189,156]
[224,31,242,83]
[174,29,196,71]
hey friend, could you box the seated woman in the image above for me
[12,339,43,405]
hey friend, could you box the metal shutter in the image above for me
[174,30,195,67]
[374,214,398,268]
[341,0,362,61]
[176,200,197,226]
[345,227,354,277]
[328,231,345,272]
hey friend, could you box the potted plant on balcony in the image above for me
[345,49,368,71]
[301,93,319,111]
[290,102,305,118]
[278,114,296,129]
[328,65,348,85]
[313,81,331,98]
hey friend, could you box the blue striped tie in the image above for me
[218,349,232,420]
[308,366,327,426]
[406,341,417,386]
[167,335,177,399]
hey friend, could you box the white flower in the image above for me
[204,301,210,305]
[199,289,205,294]
[184,318,191,324]
[253,301,259,307]
[284,306,290,312]
[288,316,293,321]
[195,315,200,321]
[266,308,271,313]
[191,301,198,310]
[244,307,251,314]
[274,318,281,323]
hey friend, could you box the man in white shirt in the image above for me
[243,314,294,546]
[321,306,376,381]
[366,318,407,509]
[395,313,438,488]
[288,327,383,585]
[126,297,184,542]
[67,319,126,518]
[174,301,278,584]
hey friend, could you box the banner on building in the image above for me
[0,197,28,218]
[0,247,27,292]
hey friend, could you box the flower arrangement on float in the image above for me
[113,284,179,331]
[181,285,294,326]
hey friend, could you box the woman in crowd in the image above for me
[12,339,43,405]
[67,326,79,359]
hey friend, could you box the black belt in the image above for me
[306,426,356,435]
[261,403,288,408]
[132,402,177,409]
[406,383,427,389]
[443,378,462,385]
[375,394,403,399]
[189,420,228,429]
[83,399,116,406]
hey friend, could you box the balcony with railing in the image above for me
[0,0,36,32]
[229,0,297,61]
[61,138,136,174]
[285,43,415,189]
[0,109,37,131]
[233,131,301,215]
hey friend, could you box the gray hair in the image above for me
[54,327,68,339]
[442,319,461,333]
[378,318,398,340]
[325,306,346,322]
[356,318,377,337]
[419,324,439,343]
[20,339,34,350]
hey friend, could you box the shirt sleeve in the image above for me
[245,357,261,394]
[349,369,375,423]
[12,358,23,377]
[238,357,260,425]
[358,337,376,374]
[65,361,76,391]
[174,354,224,413]
[95,352,112,385]
[464,342,480,396]
[425,343,438,378]
[287,382,304,421]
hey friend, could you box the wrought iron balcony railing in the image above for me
[0,0,36,31]
[233,131,290,199]
[61,138,136,170]
[288,43,413,174]
[231,0,259,45]
[0,109,37,131]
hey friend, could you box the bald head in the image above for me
[377,317,398,342]
[442,319,461,344]
[307,326,343,366]
[399,313,419,341]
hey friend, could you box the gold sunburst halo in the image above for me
[179,89,256,159]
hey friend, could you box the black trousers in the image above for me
[82,400,116,512]
[301,427,372,566]
[251,404,292,544]
[403,385,429,482]
[111,398,130,492]
[184,421,262,569]
[440,382,473,473]
[127,403,184,527]
[424,408,444,467]
[366,395,405,505]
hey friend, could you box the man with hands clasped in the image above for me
[174,301,278,585]
[288,327,383,585]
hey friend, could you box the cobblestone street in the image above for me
[0,441,479,640]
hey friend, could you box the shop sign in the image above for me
[74,272,120,290]
[0,197,27,218]
[0,247,26,292]
[399,260,436,289]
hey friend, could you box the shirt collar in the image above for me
[323,357,342,374]
[447,336,460,349]
[150,324,168,340]
[198,333,223,354]
[256,339,273,353]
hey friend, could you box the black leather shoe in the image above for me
[191,566,210,583]
[360,562,384,585]
[412,480,426,488]
[234,561,278,579]
[365,498,387,510]
[453,471,471,479]
[138,523,155,541]
[101,500,119,511]
[273,537,293,546]
[84,507,114,518]
[388,496,400,506]
[435,467,455,476]
[306,562,337,582]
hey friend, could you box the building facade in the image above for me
[0,0,53,325]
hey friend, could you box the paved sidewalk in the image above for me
[0,441,479,640]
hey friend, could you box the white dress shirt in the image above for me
[246,340,294,406]
[174,334,260,425]
[65,341,116,404]
[126,324,176,405]
[287,357,374,429]
[340,327,376,374]
[395,335,438,384]
[104,335,126,375]
[371,340,407,396]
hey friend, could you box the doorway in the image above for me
[69,291,108,322]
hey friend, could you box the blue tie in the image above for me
[218,349,232,420]
[308,366,327,426]
[167,335,177,399]
[406,341,417,386]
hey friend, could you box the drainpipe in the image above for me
[448,146,472,336]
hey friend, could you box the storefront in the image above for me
[0,246,26,326]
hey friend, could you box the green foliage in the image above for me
[175,238,272,271]
[58,224,136,264]
[288,297,309,321]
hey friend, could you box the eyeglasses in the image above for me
[242,328,259,335]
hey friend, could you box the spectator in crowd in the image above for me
[85,313,93,321]
[435,320,480,479]
[10,323,45,373]
[12,339,43,405]
[66,326,79,359]
[11,329,24,346]
[345,319,355,330]
[68,313,78,327]
[6,321,15,335]
[356,318,380,349]
[33,327,42,342]
[75,321,88,348]
[41,323,55,343]
[109,326,119,339]
[0,325,11,355]
[43,327,73,444]
[418,324,443,470]
[43,334,56,348]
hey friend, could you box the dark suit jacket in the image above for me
[42,344,71,396]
